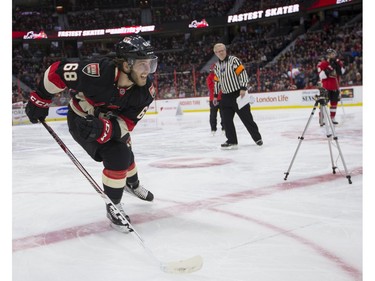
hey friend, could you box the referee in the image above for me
[213,43,263,149]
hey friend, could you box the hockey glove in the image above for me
[324,66,335,77]
[25,91,52,123]
[332,59,342,75]
[213,97,218,106]
[75,115,114,144]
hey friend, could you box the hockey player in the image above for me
[25,35,158,232]
[317,48,345,125]
[206,64,224,135]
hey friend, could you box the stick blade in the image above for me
[161,255,203,274]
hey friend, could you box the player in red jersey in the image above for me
[206,64,224,134]
[317,48,345,125]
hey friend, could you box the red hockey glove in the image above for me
[75,115,114,144]
[25,91,52,123]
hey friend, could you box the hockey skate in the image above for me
[106,202,132,233]
[331,118,339,125]
[125,181,154,201]
[221,141,238,150]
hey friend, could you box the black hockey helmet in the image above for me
[115,35,158,73]
[116,35,156,60]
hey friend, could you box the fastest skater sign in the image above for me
[227,4,299,23]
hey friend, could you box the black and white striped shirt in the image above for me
[213,55,249,96]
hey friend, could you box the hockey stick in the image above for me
[40,120,203,274]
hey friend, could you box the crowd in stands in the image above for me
[12,1,362,104]
[11,0,306,34]
[67,8,141,30]
[67,0,234,28]
[12,5,60,32]
[236,0,298,13]
[12,0,237,32]
[240,20,362,92]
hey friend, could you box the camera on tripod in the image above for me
[314,87,329,104]
[284,81,352,184]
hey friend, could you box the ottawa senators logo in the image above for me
[82,63,100,77]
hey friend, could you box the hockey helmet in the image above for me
[326,48,337,57]
[116,35,158,73]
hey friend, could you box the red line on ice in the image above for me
[13,167,362,254]
[209,208,362,281]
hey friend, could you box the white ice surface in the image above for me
[12,107,364,281]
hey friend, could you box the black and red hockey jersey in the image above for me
[37,57,156,136]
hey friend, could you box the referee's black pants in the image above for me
[220,90,262,145]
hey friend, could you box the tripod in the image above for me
[284,93,352,184]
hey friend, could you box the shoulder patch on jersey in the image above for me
[149,84,156,98]
[82,63,100,77]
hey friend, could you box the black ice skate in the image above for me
[221,141,238,150]
[106,203,132,233]
[125,181,154,201]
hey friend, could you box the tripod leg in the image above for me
[322,105,352,184]
[319,105,325,126]
[284,101,319,180]
[338,98,346,127]
[322,105,337,174]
